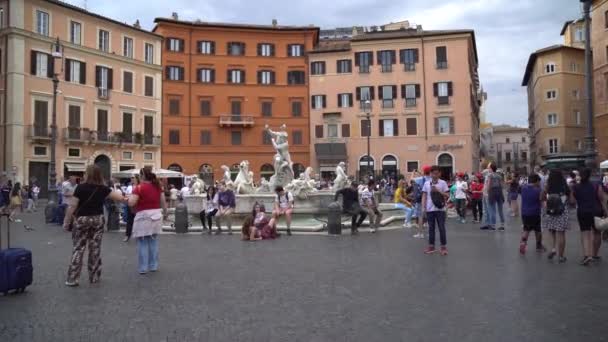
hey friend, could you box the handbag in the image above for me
[68,186,99,231]
[594,216,608,231]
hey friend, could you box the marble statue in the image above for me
[286,168,318,200]
[189,175,205,195]
[220,165,234,189]
[256,178,272,193]
[234,160,256,194]
[332,162,348,192]
[265,124,295,189]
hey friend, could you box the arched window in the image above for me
[167,163,183,172]
[358,155,374,179]
[230,164,240,181]
[199,164,213,185]
[437,153,454,181]
[382,155,398,178]
[167,163,183,188]
[260,164,275,181]
[293,163,305,178]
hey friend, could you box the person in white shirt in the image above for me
[421,166,450,255]
[361,180,383,233]
[272,186,294,236]
[454,173,469,224]
[61,175,78,230]
[180,185,190,201]
[169,184,179,208]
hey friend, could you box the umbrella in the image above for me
[112,168,184,179]
[600,160,608,169]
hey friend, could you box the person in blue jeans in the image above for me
[421,166,450,255]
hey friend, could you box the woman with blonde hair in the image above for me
[128,167,167,274]
[65,165,124,286]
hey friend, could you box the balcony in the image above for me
[97,87,110,100]
[538,145,585,157]
[143,134,161,147]
[27,125,52,142]
[62,127,89,144]
[90,130,114,144]
[219,115,254,127]
[436,61,448,70]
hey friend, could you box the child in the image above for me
[519,174,545,254]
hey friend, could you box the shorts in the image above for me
[522,215,541,232]
[577,212,596,232]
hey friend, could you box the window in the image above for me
[36,10,49,36]
[547,113,558,126]
[575,28,584,42]
[34,146,47,156]
[505,152,512,162]
[228,69,245,84]
[356,86,375,106]
[545,63,556,73]
[98,30,110,52]
[96,109,109,141]
[228,42,245,56]
[95,66,112,92]
[70,21,81,45]
[65,59,85,84]
[122,151,133,160]
[258,70,275,85]
[123,71,133,93]
[261,130,272,145]
[337,59,352,73]
[434,82,452,105]
[231,101,242,115]
[200,131,211,145]
[311,62,326,75]
[436,117,454,135]
[122,112,133,142]
[288,44,304,57]
[380,119,398,137]
[287,71,305,85]
[522,136,527,143]
[167,38,184,52]
[436,46,448,69]
[144,152,154,161]
[31,51,51,78]
[258,43,274,57]
[380,85,396,109]
[575,110,581,125]
[293,130,303,145]
[169,99,180,115]
[360,119,371,137]
[315,125,323,138]
[337,93,353,108]
[548,139,558,154]
[403,84,420,108]
[327,124,338,138]
[122,37,134,59]
[506,137,510,143]
[406,117,417,136]
[572,89,580,99]
[169,130,180,144]
[198,68,215,83]
[231,131,242,145]
[546,90,557,100]
[521,151,528,161]
[292,101,302,117]
[605,10,608,29]
[400,49,419,71]
[198,41,215,54]
[166,66,184,81]
[33,100,48,136]
[144,76,154,97]
[67,148,80,158]
[407,161,419,173]
[355,51,373,73]
[312,95,326,109]
[200,100,211,116]
[262,102,272,117]
[377,50,395,72]
[145,43,154,64]
[342,124,351,138]
[0,8,3,29]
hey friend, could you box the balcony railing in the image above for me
[97,87,110,100]
[27,125,52,141]
[538,145,585,156]
[404,63,416,72]
[437,96,450,106]
[381,99,394,109]
[143,135,161,146]
[358,66,370,74]
[405,98,417,108]
[436,61,448,69]
[62,127,89,143]
[219,115,254,127]
[381,64,393,73]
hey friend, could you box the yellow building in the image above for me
[592,0,608,163]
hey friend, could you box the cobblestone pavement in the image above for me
[1,210,607,342]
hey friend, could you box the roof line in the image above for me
[521,45,584,86]
[153,18,320,32]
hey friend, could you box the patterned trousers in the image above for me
[66,215,105,284]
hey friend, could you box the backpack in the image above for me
[488,173,504,204]
[429,182,446,209]
[412,179,423,203]
[277,192,294,208]
[546,193,565,216]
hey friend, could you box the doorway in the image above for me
[28,161,49,198]
[437,153,454,181]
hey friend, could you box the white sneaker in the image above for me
[413,233,420,238]
[404,223,412,229]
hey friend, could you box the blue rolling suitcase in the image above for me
[0,213,33,295]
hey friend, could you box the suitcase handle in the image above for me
[0,212,10,249]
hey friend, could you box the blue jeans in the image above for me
[427,211,447,246]
[496,199,505,225]
[486,199,496,226]
[137,235,159,273]
[395,204,413,223]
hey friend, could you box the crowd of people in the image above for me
[0,179,40,222]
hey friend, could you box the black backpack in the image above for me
[430,182,446,209]
[546,193,565,216]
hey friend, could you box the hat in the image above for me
[422,165,432,174]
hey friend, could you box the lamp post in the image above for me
[44,37,64,223]
[581,0,597,170]
[365,99,372,180]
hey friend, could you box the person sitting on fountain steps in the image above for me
[216,182,235,235]
[335,182,367,235]
[273,186,294,236]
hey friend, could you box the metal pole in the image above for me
[581,0,597,169]
[44,75,59,222]
[367,111,371,179]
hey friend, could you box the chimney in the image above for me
[171,12,179,20]
[133,20,141,29]
[351,26,359,36]
[416,25,423,32]
[272,19,278,27]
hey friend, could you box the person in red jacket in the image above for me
[469,174,484,223]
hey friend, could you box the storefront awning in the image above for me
[315,143,347,161]
[65,163,86,172]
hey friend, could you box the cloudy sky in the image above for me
[68,0,580,127]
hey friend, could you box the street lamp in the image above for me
[365,99,372,180]
[44,37,64,223]
[581,0,597,170]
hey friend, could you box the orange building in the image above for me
[153,16,319,183]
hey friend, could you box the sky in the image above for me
[68,0,580,127]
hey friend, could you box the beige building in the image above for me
[309,23,481,181]
[592,0,608,162]
[486,125,530,175]
[522,20,587,170]
[0,0,163,197]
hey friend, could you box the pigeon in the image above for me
[24,225,34,231]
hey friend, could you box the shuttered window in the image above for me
[200,100,211,116]
[292,101,302,117]
[169,99,180,115]
[169,130,180,144]
[406,118,417,136]
[144,76,154,97]
[293,130,303,145]
[123,71,133,93]
[436,46,448,69]
[315,125,323,138]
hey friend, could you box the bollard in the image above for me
[107,201,120,231]
[174,201,189,234]
[327,202,343,235]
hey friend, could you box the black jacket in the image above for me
[335,188,360,211]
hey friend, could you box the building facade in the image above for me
[153,16,318,184]
[0,0,163,197]
[522,21,588,170]
[592,0,608,162]
[308,23,481,181]
[486,125,530,175]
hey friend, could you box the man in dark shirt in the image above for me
[335,182,367,235]
[216,182,236,235]
[519,174,544,255]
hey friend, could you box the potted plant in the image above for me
[134,132,144,145]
